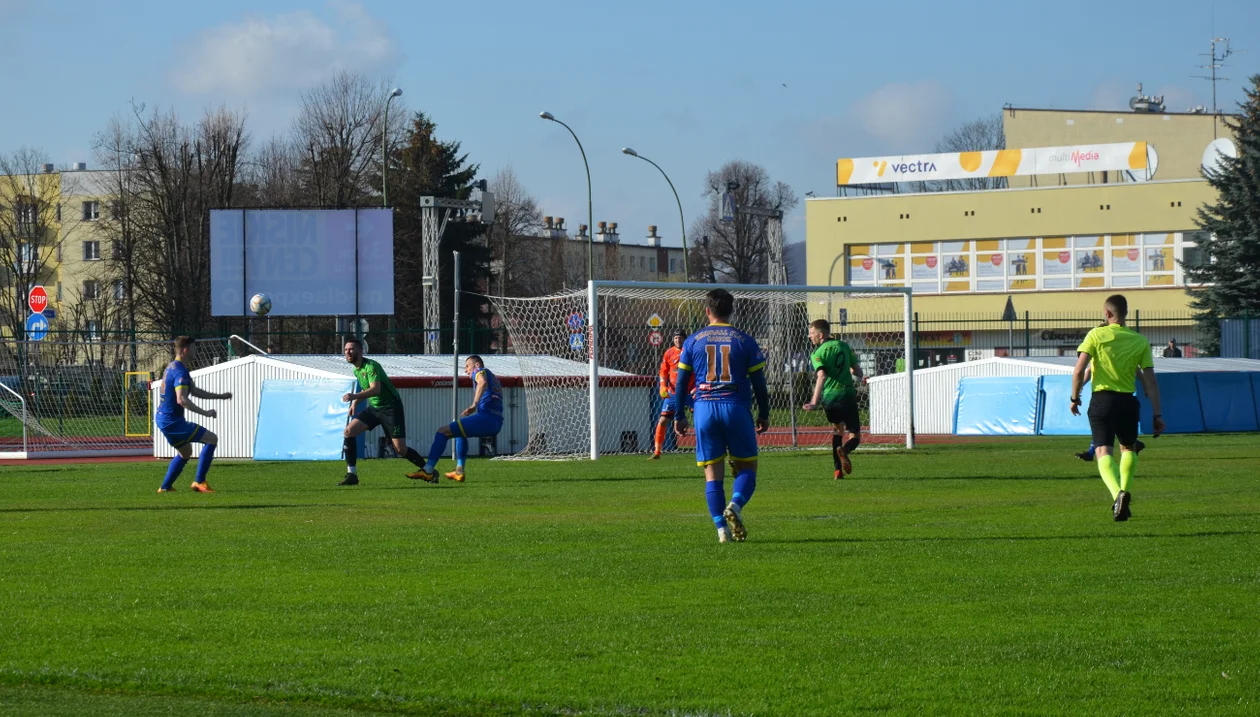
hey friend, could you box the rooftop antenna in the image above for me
[1193,37,1236,114]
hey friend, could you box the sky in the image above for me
[1,0,1257,247]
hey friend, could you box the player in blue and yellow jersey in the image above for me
[411,355,504,483]
[156,336,232,493]
[673,289,771,543]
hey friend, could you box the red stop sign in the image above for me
[28,286,48,314]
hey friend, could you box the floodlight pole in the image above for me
[382,88,402,207]
[540,112,594,283]
[622,148,688,280]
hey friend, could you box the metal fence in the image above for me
[912,310,1204,367]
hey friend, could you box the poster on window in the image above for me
[1007,252,1035,277]
[876,256,904,281]
[1076,249,1104,273]
[1112,247,1141,274]
[849,256,875,284]
[942,241,969,254]
[942,254,970,278]
[1043,250,1072,275]
[911,255,939,280]
[1145,247,1172,273]
[977,253,1004,278]
[876,243,904,257]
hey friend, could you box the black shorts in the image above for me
[357,403,406,440]
[1086,391,1139,448]
[823,394,861,431]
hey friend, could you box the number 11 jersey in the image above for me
[678,323,767,408]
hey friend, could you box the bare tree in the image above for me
[486,165,547,296]
[292,70,406,208]
[689,160,798,284]
[929,113,1006,191]
[94,104,250,335]
[0,148,84,342]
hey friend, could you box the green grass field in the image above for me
[2,436,1258,716]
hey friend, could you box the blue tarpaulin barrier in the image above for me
[1196,373,1260,432]
[1039,376,1093,435]
[254,378,357,460]
[954,376,1042,435]
[1137,373,1203,435]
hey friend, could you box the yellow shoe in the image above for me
[157,487,175,493]
[190,481,214,493]
[648,453,661,461]
[444,468,465,482]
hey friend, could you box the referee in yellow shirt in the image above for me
[1070,294,1165,521]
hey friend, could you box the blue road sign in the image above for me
[720,193,736,223]
[566,312,585,331]
[43,308,56,319]
[569,333,585,351]
[25,312,49,341]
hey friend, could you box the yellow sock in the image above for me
[1119,451,1137,492]
[1097,454,1121,500]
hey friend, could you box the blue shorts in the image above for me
[157,419,207,448]
[693,401,758,467]
[660,393,678,416]
[451,412,504,439]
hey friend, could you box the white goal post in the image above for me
[489,281,915,460]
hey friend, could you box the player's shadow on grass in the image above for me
[758,529,1260,545]
[0,503,346,514]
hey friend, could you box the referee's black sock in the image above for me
[343,437,357,469]
[843,432,862,455]
[831,434,843,470]
[404,447,425,467]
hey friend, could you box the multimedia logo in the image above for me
[1047,148,1101,167]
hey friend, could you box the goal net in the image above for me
[488,282,913,459]
[0,336,253,458]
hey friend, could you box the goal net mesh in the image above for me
[489,284,910,459]
[0,336,258,456]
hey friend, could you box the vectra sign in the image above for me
[837,142,1150,186]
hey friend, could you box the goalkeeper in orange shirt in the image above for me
[650,329,687,459]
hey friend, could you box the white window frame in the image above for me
[83,279,99,300]
[83,240,101,261]
[82,201,99,221]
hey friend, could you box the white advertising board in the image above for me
[837,142,1150,186]
[210,209,394,316]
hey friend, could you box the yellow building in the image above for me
[807,106,1238,362]
[1,164,118,340]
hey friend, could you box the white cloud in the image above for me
[169,1,398,98]
[847,81,954,152]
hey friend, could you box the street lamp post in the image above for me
[621,147,688,281]
[382,87,403,207]
[540,111,594,282]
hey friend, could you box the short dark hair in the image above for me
[705,288,734,321]
[466,354,484,367]
[810,319,831,335]
[174,336,194,352]
[1104,294,1128,318]
[344,338,363,349]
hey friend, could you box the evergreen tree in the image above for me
[387,112,492,353]
[1185,74,1260,354]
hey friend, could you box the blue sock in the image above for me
[426,432,449,469]
[705,480,726,527]
[161,455,188,490]
[194,444,216,484]
[455,438,468,467]
[732,468,756,508]
[1085,441,1097,458]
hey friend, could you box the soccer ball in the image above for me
[249,293,272,316]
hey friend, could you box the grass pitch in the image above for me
[1,435,1258,715]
